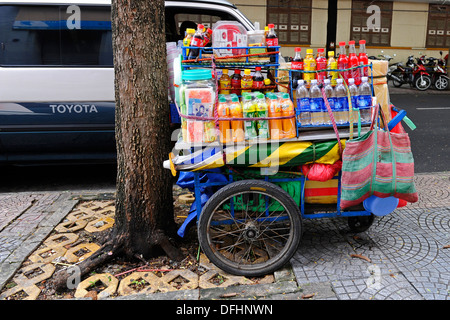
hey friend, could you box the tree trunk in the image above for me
[111,0,181,260]
[53,0,183,291]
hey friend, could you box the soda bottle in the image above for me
[357,76,372,123]
[338,41,349,83]
[242,94,258,140]
[253,66,264,90]
[230,69,242,95]
[334,78,348,124]
[263,78,274,93]
[241,69,253,93]
[229,94,244,142]
[219,69,231,94]
[183,28,195,56]
[327,51,338,86]
[202,28,213,47]
[267,93,282,140]
[187,24,204,60]
[348,78,358,123]
[266,24,278,63]
[296,80,311,126]
[291,47,303,89]
[348,40,361,85]
[256,92,269,139]
[281,93,296,139]
[218,95,231,143]
[358,40,369,78]
[303,49,316,85]
[316,48,327,83]
[323,79,336,125]
[309,79,324,125]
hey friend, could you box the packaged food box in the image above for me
[212,21,247,61]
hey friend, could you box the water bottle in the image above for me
[323,79,335,125]
[357,76,373,123]
[335,78,348,124]
[296,80,311,126]
[348,78,358,123]
[309,80,323,125]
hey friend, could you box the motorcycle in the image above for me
[423,51,449,90]
[390,55,431,91]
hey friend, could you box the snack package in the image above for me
[185,88,216,143]
[212,21,247,58]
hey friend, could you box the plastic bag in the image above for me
[301,160,342,182]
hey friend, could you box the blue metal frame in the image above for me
[191,169,371,222]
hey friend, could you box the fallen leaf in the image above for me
[350,254,371,263]
[301,293,316,299]
[220,292,238,298]
[443,245,450,249]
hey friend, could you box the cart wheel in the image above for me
[347,214,375,233]
[198,180,302,277]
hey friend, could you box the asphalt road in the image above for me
[389,87,450,173]
[0,85,447,192]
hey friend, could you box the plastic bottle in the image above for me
[218,95,231,143]
[316,48,327,83]
[303,49,316,85]
[323,79,335,125]
[256,92,269,139]
[242,94,258,140]
[338,42,349,83]
[348,40,361,85]
[187,24,204,60]
[357,76,372,123]
[358,40,369,78]
[348,78,358,123]
[241,69,253,93]
[309,79,324,125]
[219,69,231,94]
[202,28,213,47]
[230,69,242,95]
[296,80,311,126]
[266,24,278,63]
[291,47,303,89]
[229,94,244,142]
[253,66,264,90]
[327,51,338,86]
[264,78,274,93]
[334,78,348,124]
[281,93,296,139]
[267,93,282,139]
[183,28,195,56]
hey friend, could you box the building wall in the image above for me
[235,0,449,63]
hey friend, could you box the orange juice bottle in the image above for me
[219,69,231,94]
[241,69,253,93]
[229,94,244,142]
[303,49,316,84]
[267,93,282,140]
[281,93,296,139]
[217,96,231,143]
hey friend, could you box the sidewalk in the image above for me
[0,172,449,300]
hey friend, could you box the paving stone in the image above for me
[64,242,101,263]
[74,273,118,299]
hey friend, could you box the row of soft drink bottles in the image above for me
[296,76,373,127]
[217,91,296,143]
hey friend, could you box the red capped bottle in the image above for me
[266,24,278,63]
[291,47,303,89]
[187,24,204,60]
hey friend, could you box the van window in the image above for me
[0,5,113,66]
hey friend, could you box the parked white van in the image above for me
[0,0,254,164]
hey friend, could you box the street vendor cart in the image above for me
[164,32,417,277]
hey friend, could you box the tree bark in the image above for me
[53,0,183,291]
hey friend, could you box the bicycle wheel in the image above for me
[198,180,302,277]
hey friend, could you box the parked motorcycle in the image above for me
[423,51,449,90]
[390,55,431,91]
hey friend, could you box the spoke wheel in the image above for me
[198,180,302,277]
